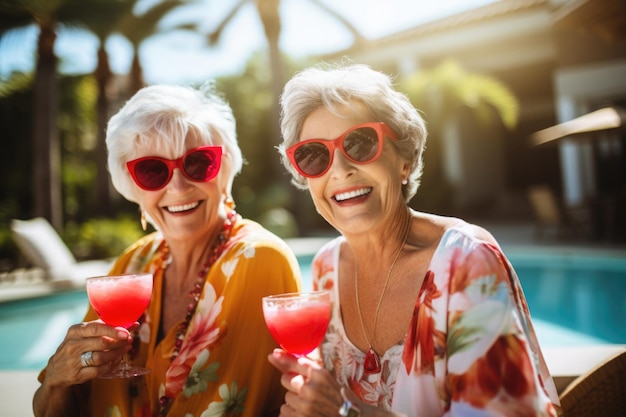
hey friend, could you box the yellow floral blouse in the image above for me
[313,226,561,417]
[39,218,301,417]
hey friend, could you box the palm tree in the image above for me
[57,0,137,216]
[205,0,367,180]
[60,0,192,215]
[118,0,196,95]
[0,0,73,231]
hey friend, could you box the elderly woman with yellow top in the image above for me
[33,83,301,417]
[267,64,560,417]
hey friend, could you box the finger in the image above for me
[268,349,297,374]
[71,321,131,341]
[281,371,306,392]
[285,383,342,417]
[40,322,132,388]
[77,344,130,370]
[65,324,131,356]
[269,349,322,375]
[282,392,302,415]
[279,401,296,417]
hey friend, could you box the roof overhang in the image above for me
[530,106,626,147]
[552,0,626,42]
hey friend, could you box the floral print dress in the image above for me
[39,218,301,417]
[313,226,561,417]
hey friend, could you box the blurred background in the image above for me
[1,0,625,269]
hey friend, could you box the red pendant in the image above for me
[364,347,381,373]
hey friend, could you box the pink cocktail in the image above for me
[86,273,153,378]
[262,291,331,357]
[87,273,153,328]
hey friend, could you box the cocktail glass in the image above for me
[262,291,331,357]
[85,273,153,378]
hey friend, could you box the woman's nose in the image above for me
[327,148,354,178]
[166,168,193,191]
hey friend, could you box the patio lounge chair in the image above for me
[10,217,113,285]
[526,185,589,240]
[559,348,626,417]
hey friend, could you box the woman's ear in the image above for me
[401,160,411,183]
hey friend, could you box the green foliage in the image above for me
[217,53,296,222]
[64,215,146,260]
[402,59,519,130]
[0,71,32,95]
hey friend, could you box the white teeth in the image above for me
[166,201,200,213]
[334,188,371,202]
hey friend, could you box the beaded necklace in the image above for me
[157,210,238,416]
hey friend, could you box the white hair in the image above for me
[106,83,243,203]
[277,63,427,202]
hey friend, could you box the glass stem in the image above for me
[120,352,131,375]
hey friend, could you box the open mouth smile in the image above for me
[165,201,201,213]
[333,187,372,202]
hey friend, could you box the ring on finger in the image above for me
[80,351,95,368]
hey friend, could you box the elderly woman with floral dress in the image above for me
[33,83,300,417]
[268,64,560,417]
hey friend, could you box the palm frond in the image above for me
[207,0,249,45]
[402,59,519,132]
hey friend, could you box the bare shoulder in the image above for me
[457,223,500,246]
[410,211,499,247]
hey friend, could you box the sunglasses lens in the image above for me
[183,149,219,181]
[294,142,331,177]
[344,127,379,162]
[133,159,170,190]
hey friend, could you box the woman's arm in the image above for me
[32,322,132,417]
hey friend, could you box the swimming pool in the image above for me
[1,248,625,370]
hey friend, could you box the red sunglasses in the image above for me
[127,146,223,191]
[286,122,398,178]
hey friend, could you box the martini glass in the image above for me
[85,273,153,378]
[262,291,331,357]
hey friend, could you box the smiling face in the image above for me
[133,132,231,245]
[301,105,409,236]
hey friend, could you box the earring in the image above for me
[402,178,408,185]
[225,196,235,210]
[140,210,147,231]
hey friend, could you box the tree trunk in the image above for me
[129,45,144,95]
[95,43,112,216]
[32,20,63,231]
[258,0,306,231]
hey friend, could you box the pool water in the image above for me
[0,289,89,370]
[1,251,625,370]
[507,251,626,345]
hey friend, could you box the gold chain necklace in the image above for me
[354,219,410,374]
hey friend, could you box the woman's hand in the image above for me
[268,349,407,417]
[33,320,135,417]
[268,348,345,416]
[43,320,133,387]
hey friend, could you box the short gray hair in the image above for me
[277,63,427,202]
[106,83,243,203]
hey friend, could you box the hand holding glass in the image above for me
[262,291,331,357]
[85,273,153,378]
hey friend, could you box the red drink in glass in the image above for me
[86,273,153,378]
[262,291,331,357]
[87,274,153,328]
